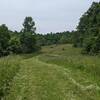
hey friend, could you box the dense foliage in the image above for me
[20,17,39,53]
[74,2,100,55]
[36,31,75,46]
[0,24,10,56]
[0,17,40,57]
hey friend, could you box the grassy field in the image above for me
[0,44,100,100]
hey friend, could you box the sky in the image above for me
[0,0,99,33]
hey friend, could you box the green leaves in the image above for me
[74,2,100,55]
[0,24,10,56]
[0,17,40,56]
[22,17,36,34]
[20,17,38,53]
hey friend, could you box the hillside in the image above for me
[0,44,100,100]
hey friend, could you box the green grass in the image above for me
[0,55,22,99]
[0,44,100,100]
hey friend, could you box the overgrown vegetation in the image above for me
[73,2,100,55]
[3,44,100,100]
[36,31,74,46]
[0,55,22,99]
[0,17,40,57]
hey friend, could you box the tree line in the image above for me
[0,17,40,57]
[73,2,100,55]
[0,1,100,57]
[36,2,100,55]
[0,18,76,57]
[36,31,75,46]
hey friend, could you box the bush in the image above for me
[0,24,10,57]
[82,34,100,55]
[8,36,22,54]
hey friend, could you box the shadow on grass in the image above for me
[20,51,43,59]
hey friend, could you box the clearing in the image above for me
[1,44,100,100]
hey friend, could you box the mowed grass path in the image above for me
[5,57,74,100]
[5,44,100,100]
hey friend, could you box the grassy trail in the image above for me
[5,56,100,100]
[6,57,74,100]
[3,44,100,100]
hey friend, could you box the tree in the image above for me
[20,32,36,53]
[8,35,21,54]
[74,2,100,54]
[59,35,67,44]
[20,17,37,53]
[0,24,10,56]
[22,17,36,34]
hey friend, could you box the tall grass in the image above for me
[39,44,100,85]
[0,44,100,100]
[0,55,22,99]
[37,44,100,99]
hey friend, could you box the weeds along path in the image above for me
[37,57,100,90]
[5,56,100,100]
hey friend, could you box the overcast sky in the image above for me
[0,0,99,33]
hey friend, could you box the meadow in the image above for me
[0,44,100,100]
